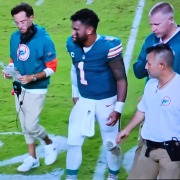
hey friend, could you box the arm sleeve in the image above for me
[9,58,14,66]
[44,36,57,63]
[107,36,123,60]
[45,58,57,72]
[71,64,79,98]
[137,95,146,113]
[43,36,57,74]
[133,41,148,79]
[10,35,14,62]
[137,79,152,112]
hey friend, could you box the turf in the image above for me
[0,0,180,179]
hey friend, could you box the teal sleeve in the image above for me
[133,41,148,79]
[44,36,56,63]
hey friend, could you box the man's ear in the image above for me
[168,16,174,24]
[159,62,165,69]
[87,26,93,35]
[29,15,34,21]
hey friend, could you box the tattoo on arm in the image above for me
[108,55,126,81]
[108,55,128,102]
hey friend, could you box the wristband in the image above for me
[43,68,54,77]
[114,102,125,113]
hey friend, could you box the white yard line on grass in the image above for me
[35,0,44,6]
[0,134,67,167]
[0,141,3,147]
[0,132,22,135]
[122,0,146,173]
[124,0,146,74]
[93,0,146,178]
[86,0,94,5]
[0,133,67,179]
[0,169,64,180]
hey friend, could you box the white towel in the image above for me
[80,101,95,137]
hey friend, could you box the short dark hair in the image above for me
[11,2,34,17]
[146,44,174,67]
[70,8,100,30]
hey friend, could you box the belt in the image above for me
[145,140,172,157]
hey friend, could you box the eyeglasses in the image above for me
[14,18,29,26]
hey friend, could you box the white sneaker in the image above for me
[66,175,78,180]
[107,173,118,180]
[44,142,58,165]
[17,156,40,172]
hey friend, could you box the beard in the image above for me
[73,34,88,47]
[20,24,37,44]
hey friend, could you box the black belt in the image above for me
[145,140,172,157]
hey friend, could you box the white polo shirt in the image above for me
[138,73,180,142]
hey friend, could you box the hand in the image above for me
[106,111,121,126]
[18,75,33,84]
[116,129,129,144]
[2,70,12,79]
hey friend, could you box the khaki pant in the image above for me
[15,90,47,144]
[128,135,143,179]
[128,142,180,179]
[128,122,144,179]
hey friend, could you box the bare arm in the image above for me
[18,58,57,84]
[106,55,127,126]
[116,110,145,143]
[18,71,46,84]
[109,55,127,102]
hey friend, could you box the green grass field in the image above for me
[0,0,180,179]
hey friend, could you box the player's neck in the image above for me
[84,34,97,47]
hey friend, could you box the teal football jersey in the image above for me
[66,35,123,100]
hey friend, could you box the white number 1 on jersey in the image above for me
[78,62,88,85]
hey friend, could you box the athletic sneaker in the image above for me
[107,173,118,180]
[66,175,78,180]
[44,141,58,165]
[17,155,40,172]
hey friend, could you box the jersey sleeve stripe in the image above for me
[45,58,58,72]
[10,58,13,63]
[109,44,122,52]
[108,51,122,58]
[108,45,123,58]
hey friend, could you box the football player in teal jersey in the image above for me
[130,2,180,179]
[66,9,127,180]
